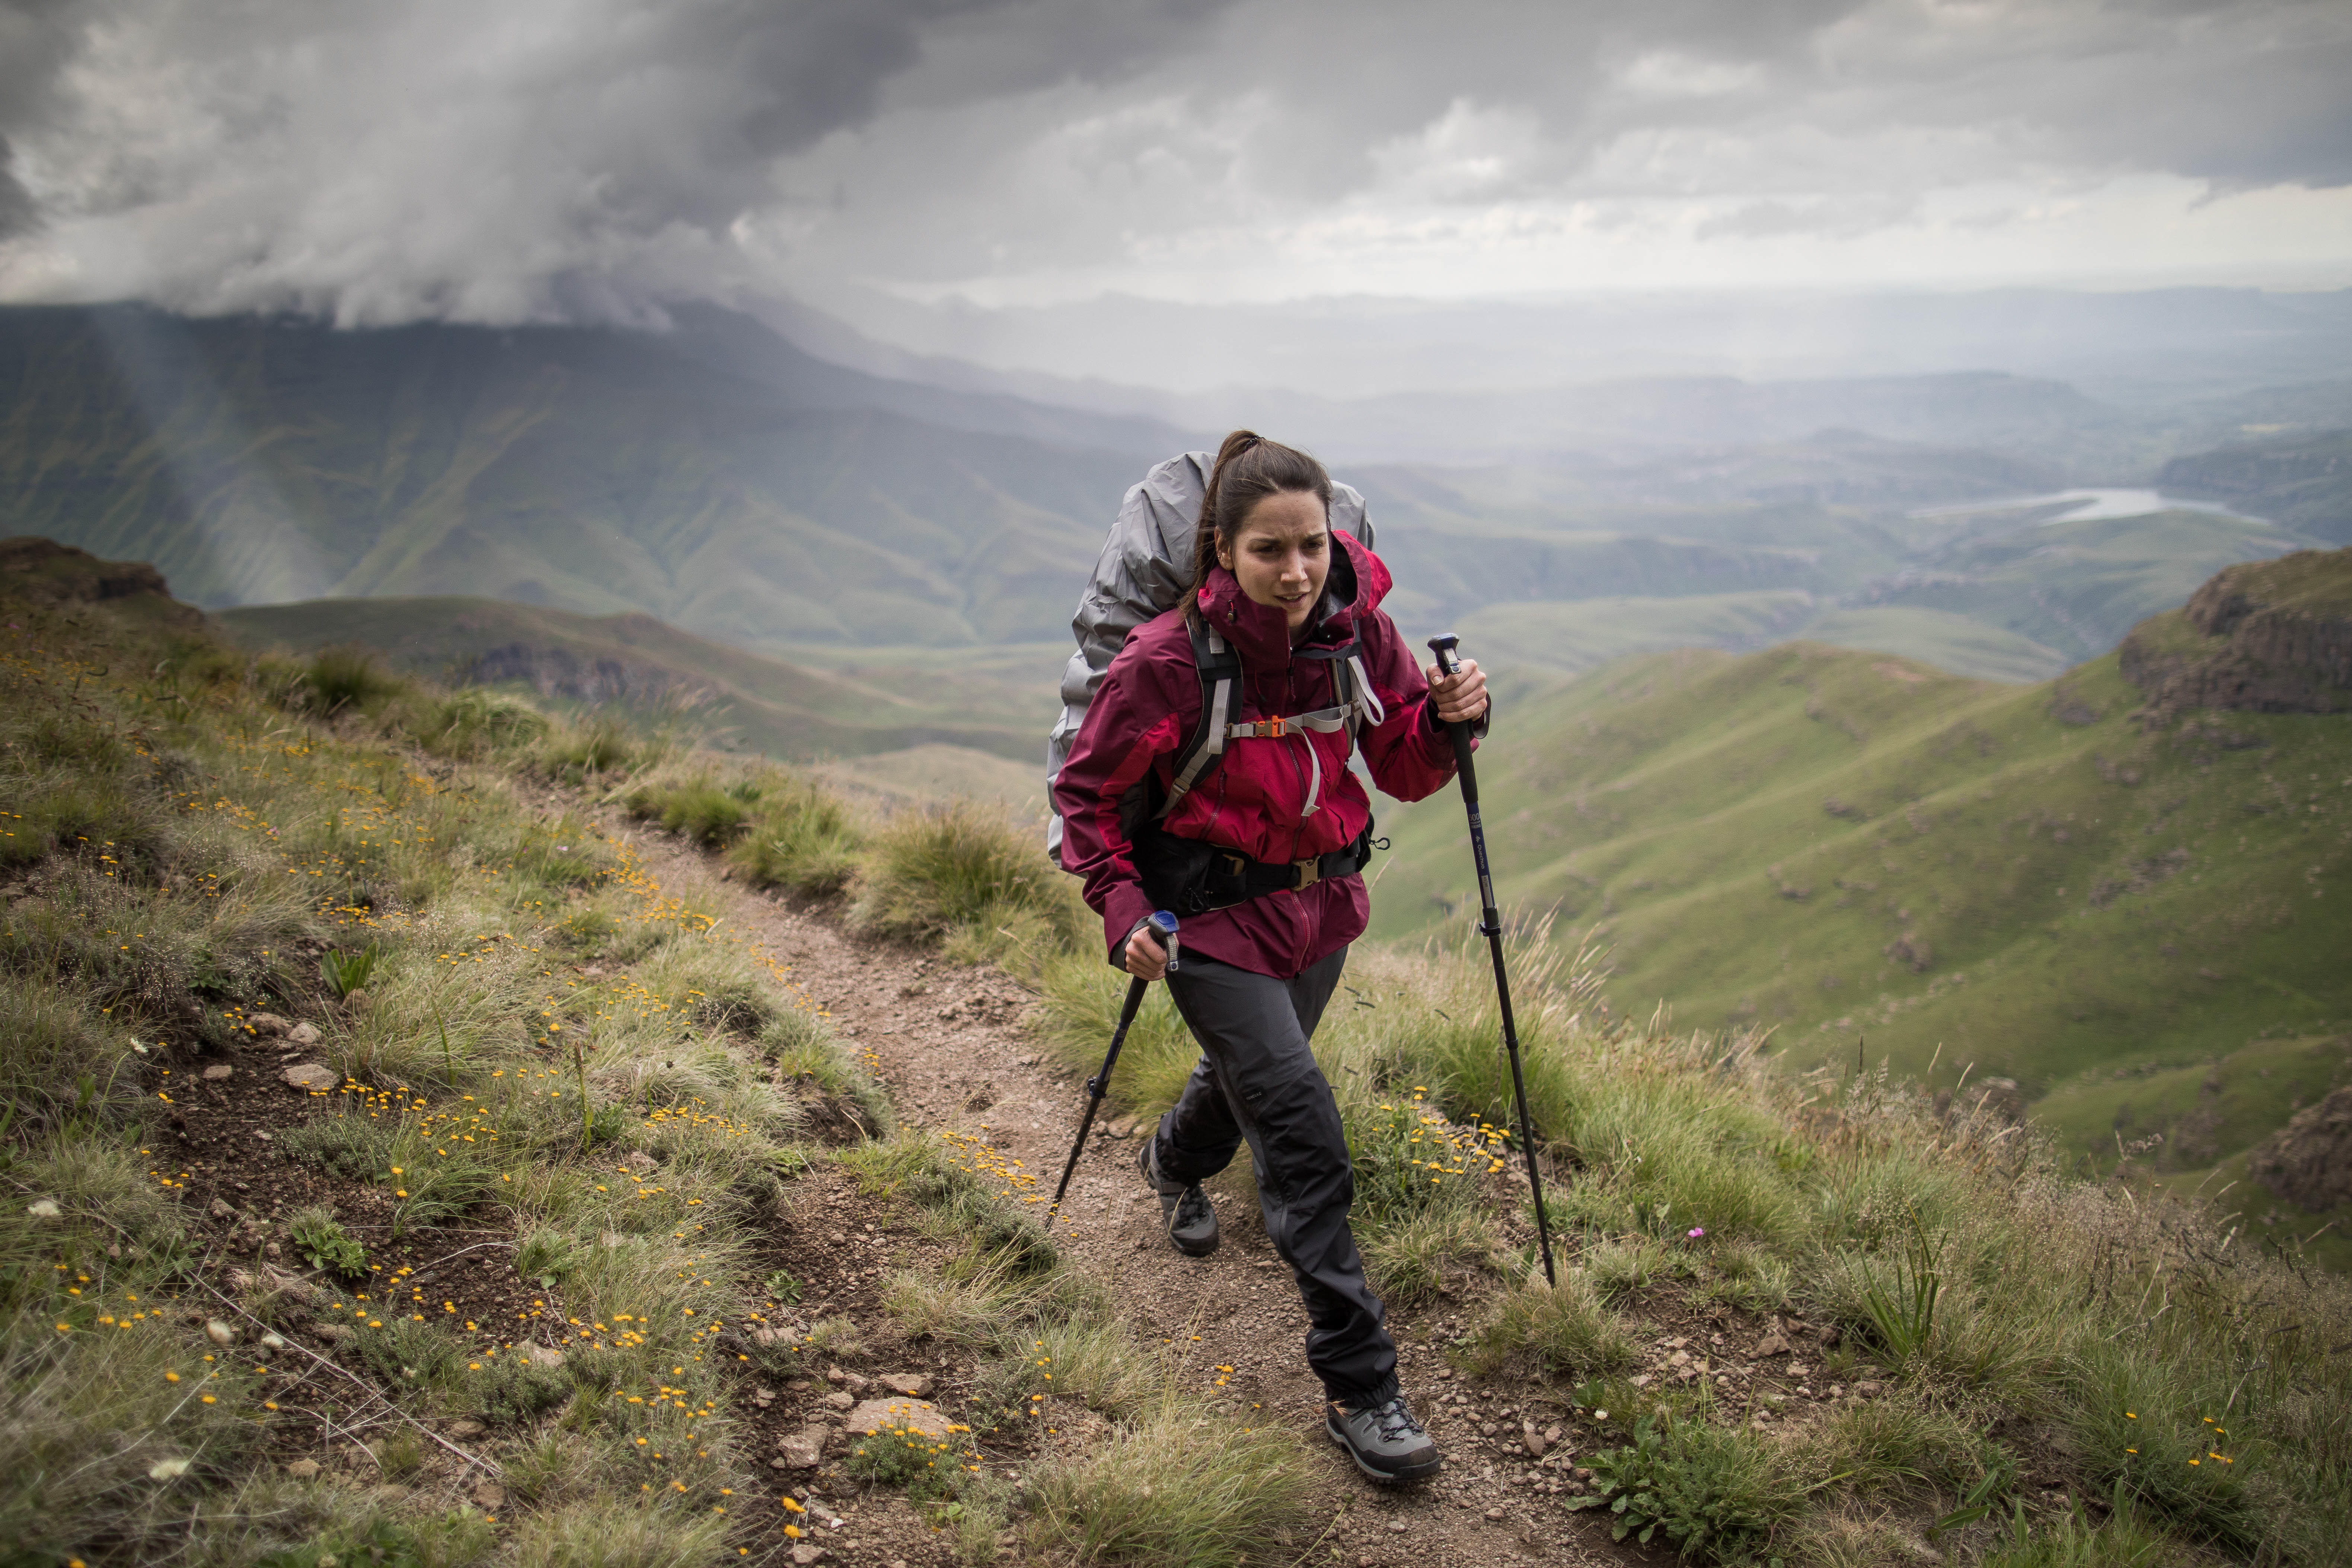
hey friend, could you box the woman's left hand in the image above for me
[1425,656,1489,725]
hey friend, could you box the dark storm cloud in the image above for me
[0,0,2345,319]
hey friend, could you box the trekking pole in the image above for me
[1428,635,1557,1287]
[1049,910,1180,1217]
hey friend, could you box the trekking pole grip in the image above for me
[1427,633,1480,803]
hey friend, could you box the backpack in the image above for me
[1045,450,1375,868]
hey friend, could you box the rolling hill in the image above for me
[214,594,1044,761]
[1366,549,2352,1198]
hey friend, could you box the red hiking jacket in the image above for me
[1053,532,1471,979]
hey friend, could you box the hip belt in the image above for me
[1136,821,1379,916]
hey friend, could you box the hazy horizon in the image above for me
[3,0,2346,401]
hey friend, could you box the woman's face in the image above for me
[1218,489,1330,636]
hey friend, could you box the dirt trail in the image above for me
[606,815,1637,1568]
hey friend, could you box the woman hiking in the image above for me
[1051,430,1489,1485]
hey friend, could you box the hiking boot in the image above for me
[1325,1392,1442,1484]
[1137,1136,1218,1256]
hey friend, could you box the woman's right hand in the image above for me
[1123,923,1168,981]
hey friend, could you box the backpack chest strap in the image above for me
[1224,705,1350,740]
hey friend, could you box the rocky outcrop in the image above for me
[1,536,195,620]
[457,642,708,706]
[2249,1086,2352,1213]
[2119,547,2352,716]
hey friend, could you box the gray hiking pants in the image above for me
[1152,947,1399,1409]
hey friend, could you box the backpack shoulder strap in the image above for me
[1157,619,1239,819]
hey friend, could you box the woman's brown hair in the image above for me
[1187,430,1332,617]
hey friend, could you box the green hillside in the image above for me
[214,594,1043,761]
[1367,615,2352,1182]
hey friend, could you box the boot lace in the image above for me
[1362,1395,1424,1442]
[1172,1185,1214,1231]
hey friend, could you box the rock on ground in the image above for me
[2252,1086,2352,1211]
[843,1398,955,1439]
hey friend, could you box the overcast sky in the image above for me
[2,0,2347,360]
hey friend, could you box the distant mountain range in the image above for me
[5,299,2346,690]
[0,302,1174,653]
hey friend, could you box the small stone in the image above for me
[281,1063,336,1091]
[202,1064,234,1080]
[821,1391,855,1412]
[843,1398,955,1439]
[789,1547,824,1567]
[779,1426,828,1468]
[1484,1505,1507,1520]
[788,1379,814,1392]
[1853,1380,1885,1397]
[1522,1420,1548,1458]
[27,1199,60,1219]
[878,1373,934,1397]
[1386,1519,1408,1533]
[523,1343,565,1369]
[447,1419,485,1439]
[285,1459,321,1479]
[259,1332,287,1350]
[210,1199,236,1220]
[471,1480,504,1508]
[310,1322,352,1343]
[249,1013,291,1038]
[288,1021,323,1046]
[1104,1117,1137,1139]
[204,1319,237,1347]
[1752,1333,1790,1358]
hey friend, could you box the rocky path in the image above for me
[608,818,1640,1568]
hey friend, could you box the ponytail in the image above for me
[1186,430,1332,620]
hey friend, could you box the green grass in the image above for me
[1366,630,2352,1189]
[13,536,2352,1567]
[1459,590,1822,675]
[0,565,897,1568]
[1799,605,2071,684]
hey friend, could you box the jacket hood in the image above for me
[1195,530,1392,667]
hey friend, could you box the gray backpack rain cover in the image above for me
[1045,450,1373,866]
